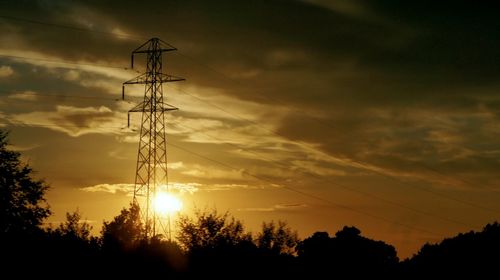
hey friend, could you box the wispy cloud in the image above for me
[238,203,308,212]
[237,207,275,212]
[8,105,126,137]
[169,161,185,170]
[301,0,370,18]
[201,183,261,191]
[6,143,40,152]
[291,160,347,177]
[169,182,200,194]
[81,182,268,195]
[0,65,13,77]
[0,48,133,81]
[81,183,134,195]
[181,164,245,180]
[63,69,80,81]
[81,182,227,196]
[8,91,39,101]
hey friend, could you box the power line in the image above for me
[160,39,500,212]
[167,140,444,237]
[0,117,455,236]
[3,114,481,229]
[2,47,496,216]
[0,14,145,40]
[4,14,497,223]
[3,121,125,131]
[172,120,480,229]
[169,85,500,215]
[0,54,136,71]
[0,89,130,102]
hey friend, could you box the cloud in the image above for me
[81,183,134,195]
[8,91,39,101]
[291,160,347,177]
[81,182,200,196]
[169,161,185,170]
[8,105,126,137]
[274,203,308,210]
[181,164,245,180]
[80,181,258,195]
[63,69,80,81]
[237,207,274,212]
[169,182,200,194]
[301,0,370,18]
[238,203,308,212]
[107,148,129,160]
[201,183,260,191]
[2,0,500,191]
[6,143,40,152]
[0,65,14,77]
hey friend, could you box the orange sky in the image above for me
[1,0,500,258]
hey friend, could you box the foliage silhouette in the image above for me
[177,208,256,279]
[177,209,301,279]
[0,130,50,236]
[4,129,500,278]
[297,226,399,278]
[403,222,500,278]
[0,130,54,277]
[41,210,101,276]
[52,209,93,241]
[101,202,144,251]
[257,220,299,255]
[177,208,252,252]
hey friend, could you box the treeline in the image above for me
[3,204,500,279]
[2,130,500,278]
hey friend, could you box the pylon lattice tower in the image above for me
[122,38,184,239]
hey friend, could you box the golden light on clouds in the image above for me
[3,0,500,260]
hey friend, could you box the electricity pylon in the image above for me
[122,38,184,239]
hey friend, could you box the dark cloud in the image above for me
[2,0,500,185]
[3,1,500,258]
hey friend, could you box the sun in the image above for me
[153,192,183,215]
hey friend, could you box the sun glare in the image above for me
[153,192,183,215]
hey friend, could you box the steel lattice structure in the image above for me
[122,38,184,239]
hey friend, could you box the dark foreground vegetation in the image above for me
[2,129,500,279]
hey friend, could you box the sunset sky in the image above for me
[1,0,500,258]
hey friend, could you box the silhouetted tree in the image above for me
[53,209,92,241]
[101,202,144,251]
[100,203,190,278]
[177,209,257,279]
[404,222,500,278]
[257,220,299,255]
[131,236,187,277]
[254,220,301,278]
[298,226,398,278]
[39,209,101,276]
[0,130,50,235]
[177,208,252,251]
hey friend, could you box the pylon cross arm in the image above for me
[123,73,185,85]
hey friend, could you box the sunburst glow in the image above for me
[153,192,183,215]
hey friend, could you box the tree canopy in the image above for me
[52,209,92,241]
[101,202,144,250]
[177,208,252,252]
[256,220,298,255]
[0,130,50,235]
[298,226,399,278]
[404,222,500,278]
[2,128,500,278]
